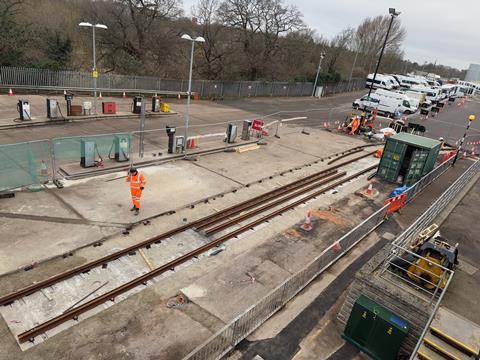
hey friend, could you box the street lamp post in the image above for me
[452,114,476,165]
[181,34,205,155]
[79,22,108,115]
[367,8,400,98]
[312,52,326,97]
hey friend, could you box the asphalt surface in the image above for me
[1,91,479,150]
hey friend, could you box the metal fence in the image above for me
[0,66,365,98]
[0,140,52,192]
[183,157,478,360]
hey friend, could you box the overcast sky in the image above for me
[183,0,477,70]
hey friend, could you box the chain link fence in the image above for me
[0,66,365,98]
[183,157,478,360]
[0,140,52,192]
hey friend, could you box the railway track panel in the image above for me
[1,151,379,346]
[0,151,374,308]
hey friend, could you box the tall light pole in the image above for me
[312,52,326,97]
[181,34,205,155]
[452,114,475,165]
[367,8,400,98]
[79,22,108,115]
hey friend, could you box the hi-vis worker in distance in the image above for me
[126,167,146,215]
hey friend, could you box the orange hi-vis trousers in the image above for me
[126,172,146,209]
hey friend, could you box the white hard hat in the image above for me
[439,137,444,141]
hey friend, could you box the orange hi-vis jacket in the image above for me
[126,172,146,208]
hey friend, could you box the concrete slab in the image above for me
[0,218,118,274]
[182,258,292,322]
[433,307,480,353]
[0,190,81,219]
[55,161,239,223]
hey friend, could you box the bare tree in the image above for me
[323,27,353,74]
[218,0,303,80]
[192,0,227,79]
[354,15,406,73]
[0,0,26,65]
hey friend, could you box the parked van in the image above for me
[393,75,427,89]
[353,93,414,116]
[403,90,428,108]
[375,89,418,113]
[408,85,441,104]
[365,74,398,90]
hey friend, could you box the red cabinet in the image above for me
[102,102,116,114]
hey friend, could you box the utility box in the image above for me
[152,96,160,112]
[241,120,252,140]
[377,133,441,185]
[166,126,176,154]
[343,295,409,360]
[83,101,92,115]
[113,135,129,162]
[225,123,237,143]
[80,139,96,168]
[132,96,143,114]
[46,99,59,119]
[174,135,185,153]
[102,102,116,114]
[17,100,31,121]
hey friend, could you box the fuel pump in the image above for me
[17,100,31,121]
[46,99,59,119]
[152,96,160,112]
[166,126,176,154]
[132,96,143,114]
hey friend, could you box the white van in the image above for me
[375,89,418,113]
[408,85,441,104]
[365,74,398,90]
[393,75,427,89]
[353,93,415,116]
[404,90,428,108]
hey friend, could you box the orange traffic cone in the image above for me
[177,94,181,100]
[122,91,127,99]
[8,88,13,96]
[99,92,103,99]
[366,182,373,195]
[300,210,313,231]
[190,137,197,149]
[332,240,342,253]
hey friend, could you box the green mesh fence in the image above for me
[0,141,51,191]
[52,133,132,166]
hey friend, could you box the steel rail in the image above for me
[327,144,378,165]
[194,151,375,230]
[204,171,346,236]
[17,164,377,343]
[0,151,371,306]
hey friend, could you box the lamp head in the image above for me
[94,24,108,30]
[195,36,206,43]
[389,8,401,16]
[79,22,93,27]
[181,34,193,41]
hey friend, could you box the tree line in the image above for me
[0,0,466,82]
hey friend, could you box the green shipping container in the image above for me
[377,133,441,185]
[343,295,410,360]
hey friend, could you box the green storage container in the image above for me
[343,295,409,360]
[377,133,441,185]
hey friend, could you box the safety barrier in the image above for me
[0,140,51,192]
[0,66,365,98]
[182,157,476,360]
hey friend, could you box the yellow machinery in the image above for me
[391,224,458,291]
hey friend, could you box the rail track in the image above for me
[1,148,377,343]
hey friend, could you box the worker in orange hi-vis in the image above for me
[126,167,146,215]
[350,116,360,135]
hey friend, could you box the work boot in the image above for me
[130,206,136,211]
[134,208,140,216]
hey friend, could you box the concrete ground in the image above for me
[0,122,381,358]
